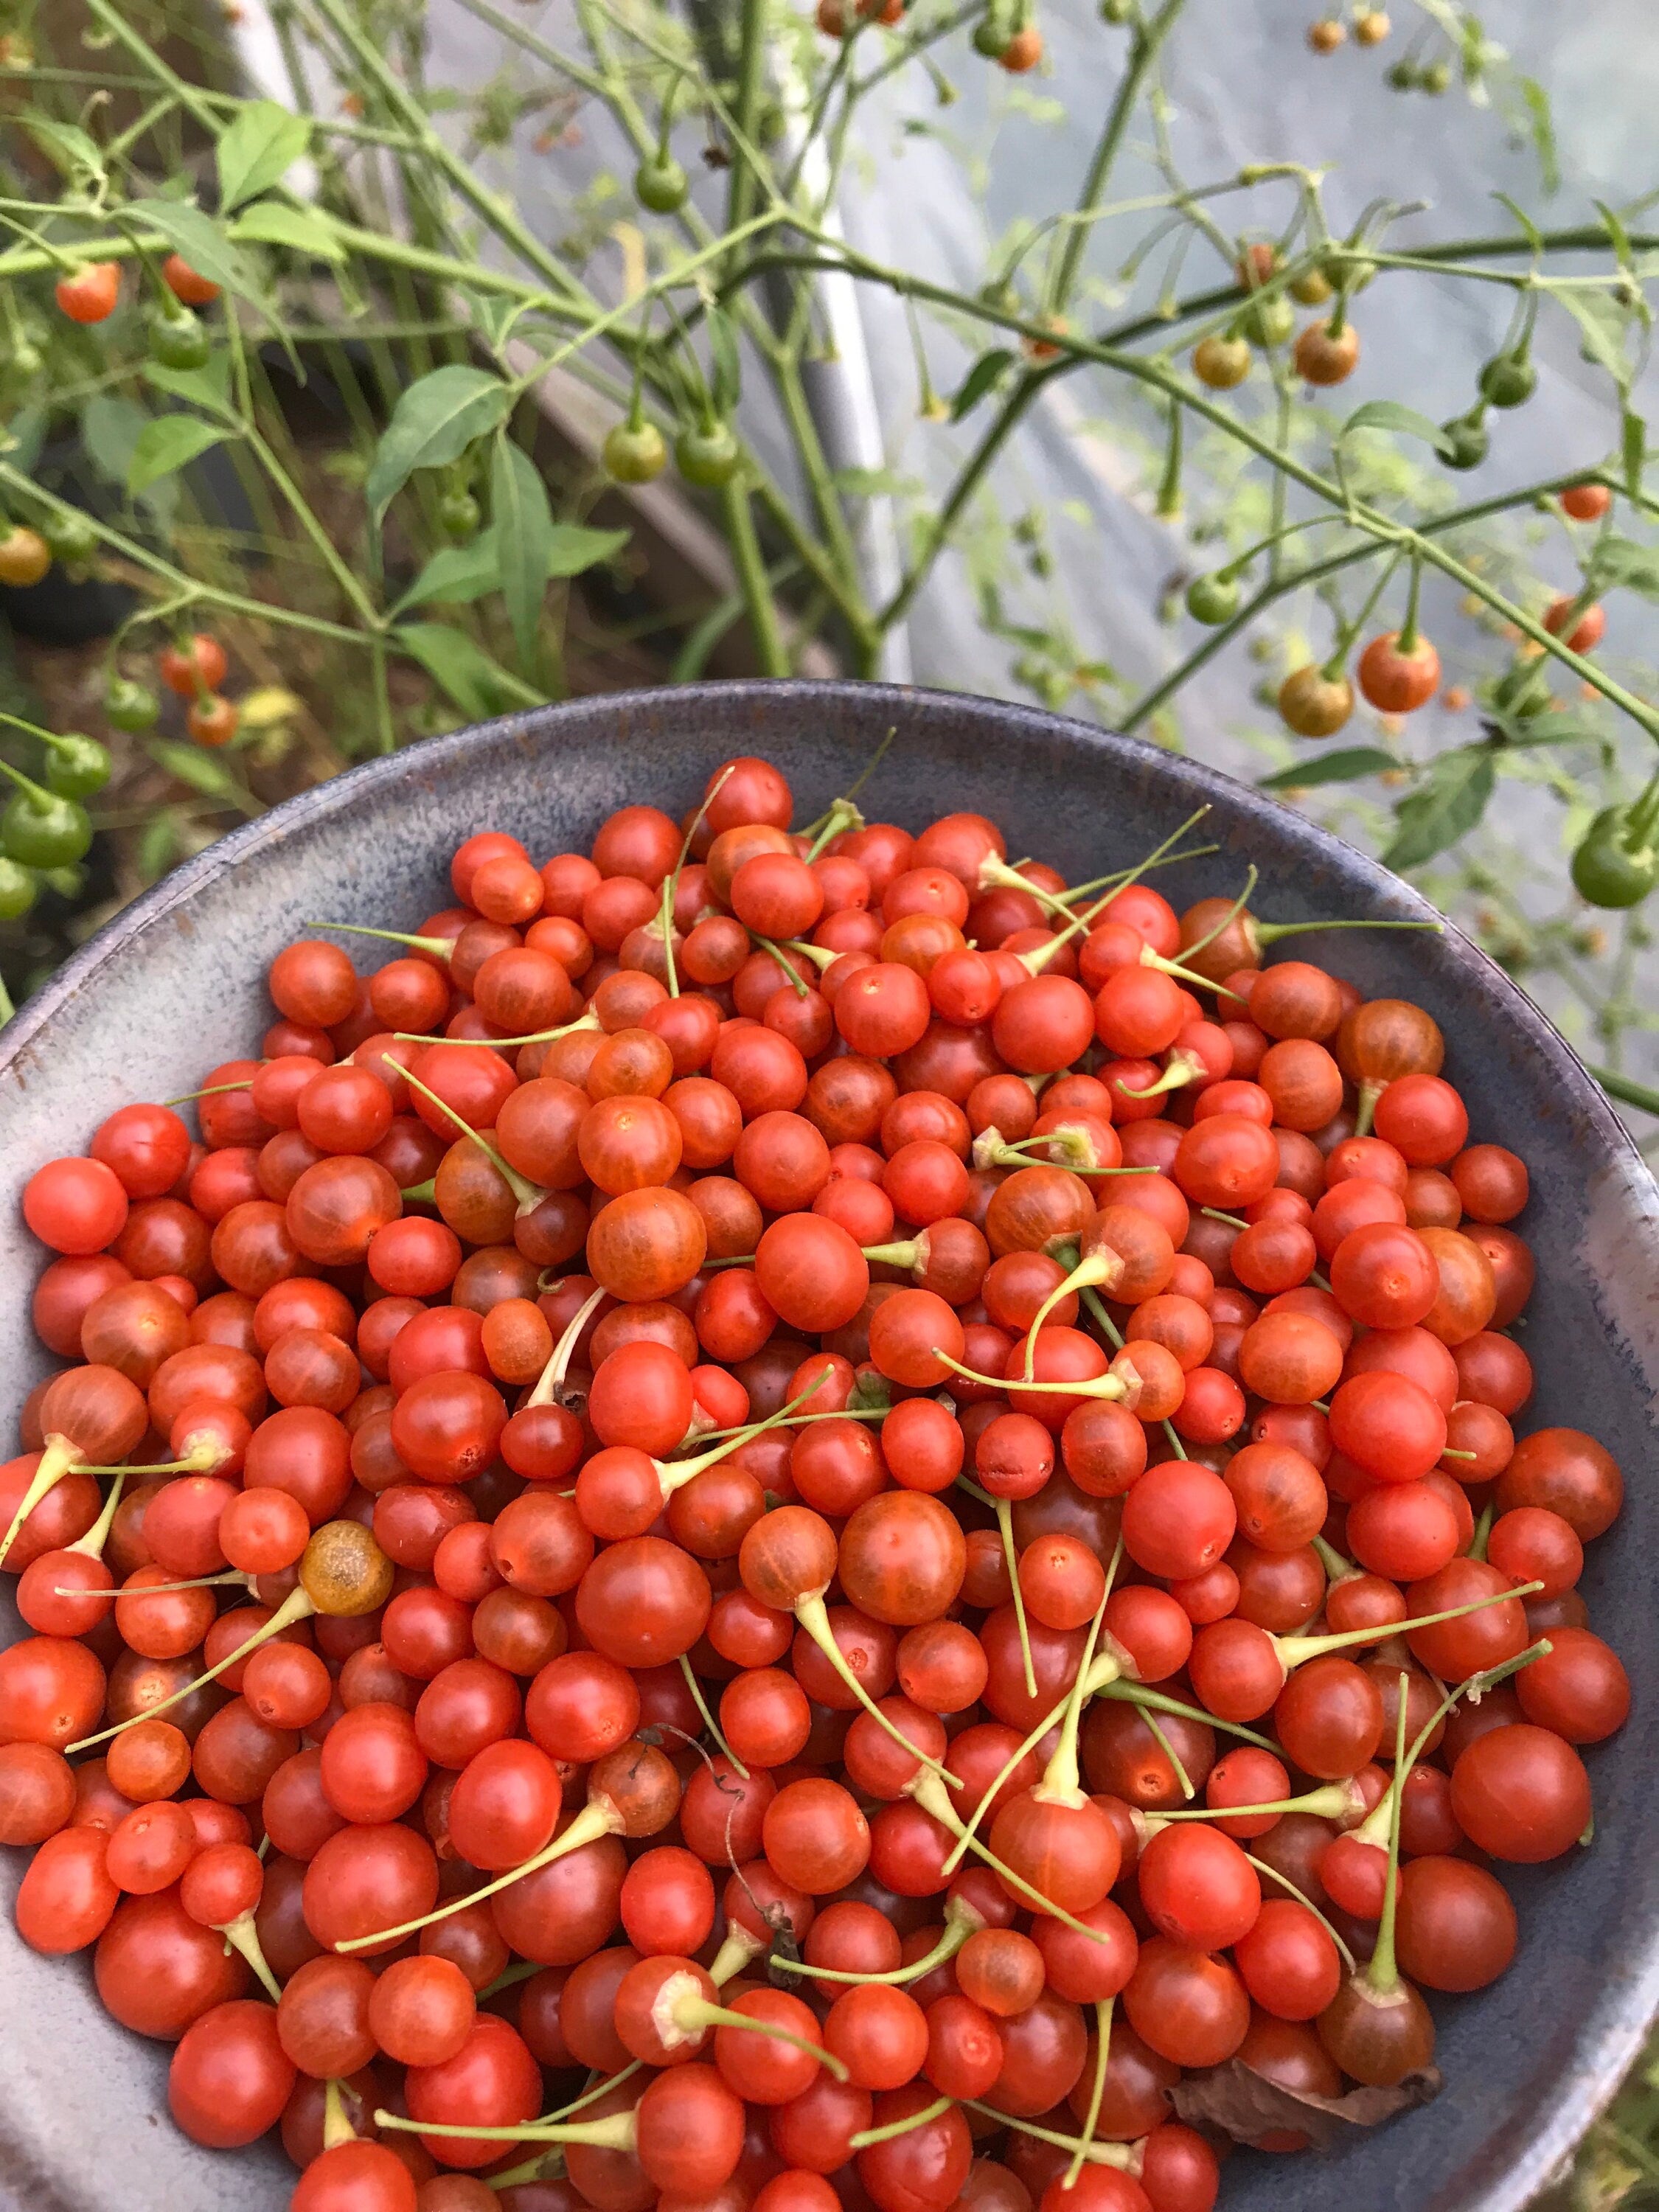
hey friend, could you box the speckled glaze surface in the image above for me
[0,681,1654,2212]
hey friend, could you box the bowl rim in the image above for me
[1,675,1655,2212]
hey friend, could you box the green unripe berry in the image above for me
[1185,572,1241,625]
[41,508,100,566]
[1478,353,1537,409]
[43,734,111,800]
[635,156,690,214]
[105,678,160,734]
[439,490,481,541]
[1571,804,1659,909]
[675,422,742,490]
[146,308,212,372]
[1242,294,1295,349]
[1,787,93,870]
[1439,411,1489,471]
[0,855,35,919]
[1422,60,1450,92]
[973,13,1013,55]
[602,420,668,485]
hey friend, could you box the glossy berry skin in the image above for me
[0,753,1630,2212]
[55,262,122,324]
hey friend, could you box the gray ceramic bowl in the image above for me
[1,681,1655,2212]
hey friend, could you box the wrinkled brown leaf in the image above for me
[1171,2060,1442,2149]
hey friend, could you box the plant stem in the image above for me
[722,480,790,675]
[1046,0,1186,316]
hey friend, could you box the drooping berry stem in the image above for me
[959,2098,1141,2174]
[773,1893,983,1986]
[677,1652,748,1778]
[69,1583,318,1752]
[1246,1854,1357,1971]
[849,2096,955,2151]
[304,919,453,961]
[0,1435,77,1568]
[397,1062,546,1213]
[1064,1997,1115,2187]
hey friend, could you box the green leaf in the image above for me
[127,416,229,497]
[392,534,504,614]
[394,623,543,719]
[1623,409,1646,501]
[707,307,742,418]
[229,200,345,262]
[216,100,312,212]
[136,812,180,883]
[827,466,925,498]
[1517,78,1559,195]
[1489,710,1601,749]
[80,394,150,486]
[132,200,263,312]
[544,522,629,577]
[3,406,47,476]
[390,518,629,617]
[1339,400,1455,457]
[24,118,105,187]
[1588,533,1659,599]
[366,367,510,519]
[669,590,745,684]
[1490,192,1543,257]
[491,436,554,674]
[1257,746,1399,790]
[950,349,1015,422]
[1595,198,1635,274]
[144,354,235,414]
[1555,290,1632,391]
[1380,750,1495,871]
[147,741,240,796]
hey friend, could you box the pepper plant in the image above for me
[0,0,1655,1105]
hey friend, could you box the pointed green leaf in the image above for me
[1587,533,1659,599]
[950,349,1015,421]
[392,533,504,615]
[491,436,554,674]
[544,523,629,577]
[216,100,312,212]
[1555,290,1632,392]
[1517,78,1559,195]
[144,354,235,414]
[2,406,46,476]
[1595,199,1635,274]
[137,812,181,883]
[127,416,230,497]
[147,741,240,796]
[229,201,345,261]
[394,624,543,719]
[80,395,153,488]
[1257,746,1399,791]
[366,367,510,520]
[1339,400,1455,457]
[24,119,105,188]
[132,201,264,312]
[707,307,742,418]
[390,521,629,616]
[1380,751,1495,872]
[1622,410,1646,502]
[1490,192,1543,257]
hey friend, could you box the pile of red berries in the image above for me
[0,754,1628,2212]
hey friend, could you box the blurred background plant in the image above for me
[0,0,1654,1115]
